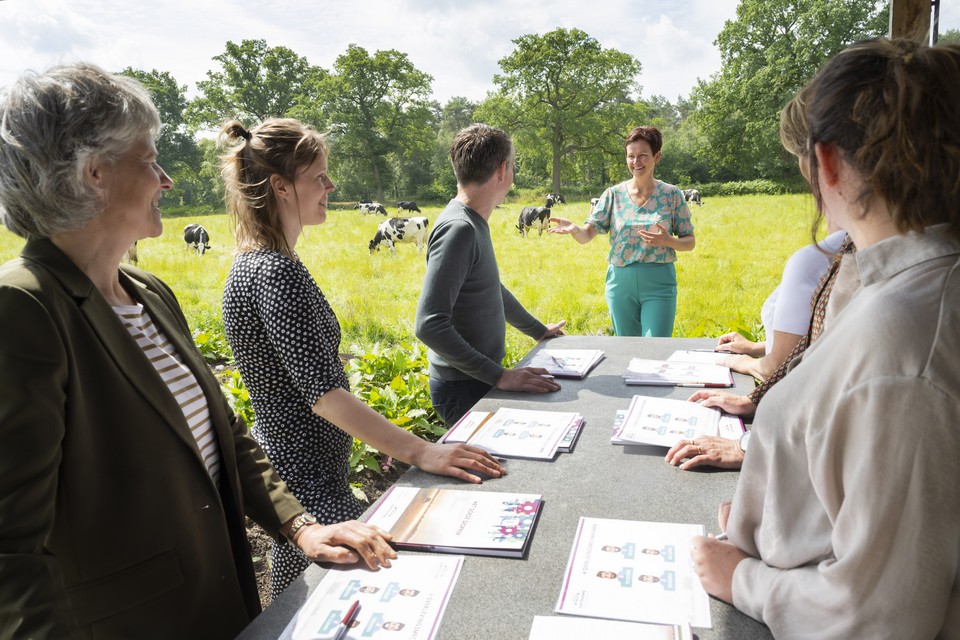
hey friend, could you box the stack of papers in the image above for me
[622,358,733,387]
[611,396,744,447]
[442,407,585,459]
[524,348,605,379]
[554,517,711,628]
[278,555,463,640]
[365,487,544,559]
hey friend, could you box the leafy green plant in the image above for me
[344,341,444,474]
[192,313,234,364]
[217,367,255,429]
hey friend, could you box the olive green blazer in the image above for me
[0,239,302,639]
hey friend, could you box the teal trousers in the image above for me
[604,262,677,337]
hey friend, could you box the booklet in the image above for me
[555,517,712,628]
[278,554,464,640]
[665,349,732,366]
[529,615,692,640]
[365,486,544,559]
[611,396,744,448]
[523,348,605,379]
[441,407,583,460]
[622,358,733,388]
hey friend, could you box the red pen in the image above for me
[333,600,360,640]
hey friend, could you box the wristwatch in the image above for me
[286,513,318,541]
[739,431,751,453]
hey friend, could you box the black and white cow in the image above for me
[397,200,421,213]
[183,223,211,255]
[547,193,566,205]
[590,197,601,208]
[682,189,703,205]
[369,216,430,255]
[545,195,556,208]
[516,206,551,237]
[355,201,388,215]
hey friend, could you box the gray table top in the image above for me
[238,336,774,639]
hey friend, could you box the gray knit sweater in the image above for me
[415,200,546,384]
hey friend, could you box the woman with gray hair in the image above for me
[0,62,394,638]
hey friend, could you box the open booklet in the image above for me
[441,407,584,459]
[365,486,544,559]
[622,358,733,388]
[611,396,744,447]
[529,615,692,640]
[278,554,464,640]
[522,348,605,379]
[554,517,712,628]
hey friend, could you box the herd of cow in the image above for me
[125,190,706,265]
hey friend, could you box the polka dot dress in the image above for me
[222,249,364,598]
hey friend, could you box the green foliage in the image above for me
[187,39,326,130]
[192,313,233,364]
[693,179,809,197]
[322,45,435,202]
[693,0,887,180]
[344,342,445,474]
[479,27,644,194]
[940,29,960,45]
[217,367,255,429]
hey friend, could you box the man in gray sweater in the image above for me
[415,124,565,425]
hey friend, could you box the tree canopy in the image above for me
[187,39,326,130]
[477,28,644,194]
[693,0,888,180]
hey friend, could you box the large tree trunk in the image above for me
[371,156,384,203]
[551,126,563,195]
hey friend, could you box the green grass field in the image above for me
[0,193,822,362]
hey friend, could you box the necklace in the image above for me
[631,184,655,206]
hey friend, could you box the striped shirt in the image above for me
[113,303,221,485]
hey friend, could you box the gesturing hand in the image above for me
[638,222,670,247]
[295,521,396,570]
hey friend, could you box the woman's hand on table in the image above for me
[295,521,396,570]
[716,332,759,355]
[690,534,748,605]
[688,390,757,417]
[413,442,507,484]
[665,435,744,470]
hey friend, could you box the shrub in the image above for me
[344,341,445,474]
[216,367,255,429]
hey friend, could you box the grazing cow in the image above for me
[590,197,601,208]
[516,206,551,237]
[123,241,139,266]
[397,200,421,213]
[682,189,703,205]
[369,216,430,255]
[183,223,211,255]
[547,193,566,205]
[357,201,388,215]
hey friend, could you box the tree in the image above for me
[693,0,887,180]
[321,45,434,201]
[119,68,206,205]
[187,39,326,130]
[939,28,960,45]
[477,28,644,194]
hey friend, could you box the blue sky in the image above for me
[1,0,958,105]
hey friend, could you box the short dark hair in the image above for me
[450,124,513,186]
[803,38,960,239]
[625,126,663,155]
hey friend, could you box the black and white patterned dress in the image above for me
[222,249,363,598]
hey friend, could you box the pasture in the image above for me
[0,193,822,363]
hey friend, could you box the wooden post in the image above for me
[889,0,932,41]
